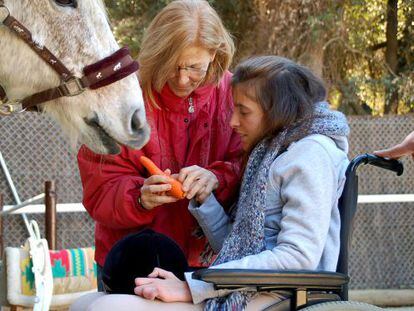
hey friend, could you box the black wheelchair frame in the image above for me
[193,154,403,311]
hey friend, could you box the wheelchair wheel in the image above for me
[300,301,384,311]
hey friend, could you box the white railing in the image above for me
[3,194,414,214]
[358,194,414,203]
[3,203,86,214]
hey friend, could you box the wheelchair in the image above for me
[193,154,404,311]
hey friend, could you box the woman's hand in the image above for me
[178,166,219,203]
[134,267,192,303]
[140,170,179,210]
[374,131,414,159]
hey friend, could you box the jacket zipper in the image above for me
[185,97,194,157]
[188,97,195,114]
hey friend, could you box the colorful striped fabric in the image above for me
[21,247,97,295]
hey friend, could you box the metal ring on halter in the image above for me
[59,76,85,97]
[0,3,10,24]
[0,101,26,116]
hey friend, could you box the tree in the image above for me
[384,0,399,114]
[104,0,414,115]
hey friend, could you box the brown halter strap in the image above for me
[0,1,139,115]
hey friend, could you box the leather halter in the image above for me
[0,1,139,115]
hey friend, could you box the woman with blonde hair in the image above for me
[76,0,242,292]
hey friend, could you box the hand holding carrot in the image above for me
[139,157,218,208]
[178,165,219,204]
[139,156,186,210]
[140,173,180,210]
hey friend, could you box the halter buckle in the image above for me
[60,77,85,97]
[0,4,10,24]
[0,101,25,116]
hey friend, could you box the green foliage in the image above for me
[329,0,414,114]
[104,0,173,58]
[104,0,414,115]
[104,0,256,60]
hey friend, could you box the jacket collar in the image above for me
[153,82,215,114]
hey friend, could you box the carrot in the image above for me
[139,156,165,176]
[139,156,186,199]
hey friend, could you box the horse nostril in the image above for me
[130,109,142,134]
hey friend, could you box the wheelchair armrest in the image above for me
[192,269,349,291]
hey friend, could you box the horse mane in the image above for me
[96,0,109,21]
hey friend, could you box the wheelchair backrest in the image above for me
[335,154,403,276]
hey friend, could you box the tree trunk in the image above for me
[338,83,370,115]
[299,45,324,79]
[384,0,399,114]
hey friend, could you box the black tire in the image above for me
[300,301,384,311]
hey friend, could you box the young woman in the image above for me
[76,0,243,290]
[72,56,350,310]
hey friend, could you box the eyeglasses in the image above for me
[173,64,210,81]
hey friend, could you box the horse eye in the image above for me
[54,0,78,8]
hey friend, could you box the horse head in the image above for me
[0,0,150,154]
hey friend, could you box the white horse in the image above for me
[0,0,150,154]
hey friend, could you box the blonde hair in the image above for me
[138,0,235,107]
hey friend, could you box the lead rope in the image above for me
[26,220,53,311]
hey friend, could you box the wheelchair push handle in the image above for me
[350,154,404,176]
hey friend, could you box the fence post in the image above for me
[45,181,57,250]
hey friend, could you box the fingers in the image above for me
[134,285,158,300]
[187,175,218,200]
[134,278,159,300]
[170,173,179,180]
[185,176,206,199]
[178,166,218,199]
[134,275,192,303]
[141,183,172,194]
[374,131,414,159]
[177,166,194,183]
[134,269,178,301]
[143,175,171,185]
[141,184,178,210]
[374,144,407,159]
[146,166,218,204]
[141,194,178,209]
[140,174,181,209]
[147,267,177,280]
[135,277,155,286]
[196,182,215,204]
[178,166,204,192]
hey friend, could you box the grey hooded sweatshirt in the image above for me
[185,134,349,304]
